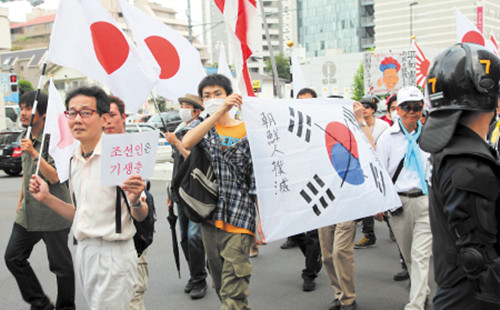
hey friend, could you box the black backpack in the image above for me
[117,184,156,257]
[172,142,218,223]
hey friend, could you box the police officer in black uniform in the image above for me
[420,43,500,309]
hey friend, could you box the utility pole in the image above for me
[187,0,193,43]
[258,0,282,98]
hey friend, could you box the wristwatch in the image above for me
[359,120,368,127]
[131,200,142,209]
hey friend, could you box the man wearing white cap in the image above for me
[376,86,432,310]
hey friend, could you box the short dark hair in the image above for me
[19,90,48,116]
[297,88,317,98]
[108,95,125,115]
[198,74,233,98]
[386,95,398,108]
[65,86,110,116]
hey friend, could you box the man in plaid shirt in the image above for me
[183,74,261,310]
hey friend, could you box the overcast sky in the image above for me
[1,0,202,27]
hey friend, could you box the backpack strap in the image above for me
[392,156,405,184]
[115,186,131,234]
[115,186,122,233]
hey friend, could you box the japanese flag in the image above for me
[455,9,486,46]
[44,79,80,182]
[49,0,159,112]
[118,0,206,100]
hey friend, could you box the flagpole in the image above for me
[151,88,168,132]
[257,0,282,98]
[34,133,48,177]
[25,53,48,139]
[34,75,52,177]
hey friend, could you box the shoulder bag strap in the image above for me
[392,156,405,184]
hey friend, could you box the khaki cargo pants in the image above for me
[201,223,253,310]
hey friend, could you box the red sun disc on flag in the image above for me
[57,113,75,149]
[145,36,181,79]
[90,22,130,75]
[462,31,485,46]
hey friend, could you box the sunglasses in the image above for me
[400,104,423,113]
[361,103,372,109]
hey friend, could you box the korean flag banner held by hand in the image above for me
[241,97,401,242]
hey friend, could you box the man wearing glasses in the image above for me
[376,86,432,310]
[29,86,148,309]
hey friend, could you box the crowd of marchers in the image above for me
[4,42,500,310]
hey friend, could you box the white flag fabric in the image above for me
[49,0,159,113]
[44,79,80,182]
[290,49,307,98]
[242,97,400,242]
[217,43,239,93]
[487,34,499,56]
[118,0,206,99]
[455,9,486,46]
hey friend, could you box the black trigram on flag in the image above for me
[342,106,358,129]
[288,107,312,142]
[300,174,336,216]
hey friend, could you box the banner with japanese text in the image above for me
[101,131,158,186]
[363,50,416,95]
[242,97,400,242]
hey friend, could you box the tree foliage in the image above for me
[19,80,34,96]
[351,62,364,101]
[264,53,291,82]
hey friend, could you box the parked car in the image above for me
[125,124,172,163]
[126,113,152,124]
[0,130,23,176]
[147,111,182,132]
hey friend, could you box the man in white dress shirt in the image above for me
[29,86,148,310]
[376,86,432,310]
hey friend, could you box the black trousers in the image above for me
[177,203,208,284]
[291,230,322,280]
[4,223,75,310]
[360,216,376,239]
[434,278,499,310]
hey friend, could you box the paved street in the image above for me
[0,170,435,310]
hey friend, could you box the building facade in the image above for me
[297,0,375,57]
[375,0,500,51]
[0,7,11,51]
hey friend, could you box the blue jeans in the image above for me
[177,203,207,284]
